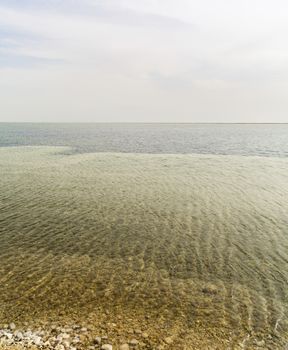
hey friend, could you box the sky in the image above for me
[0,0,288,122]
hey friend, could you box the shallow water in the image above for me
[0,146,288,348]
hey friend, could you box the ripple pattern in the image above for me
[0,147,288,348]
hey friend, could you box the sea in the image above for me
[0,123,287,349]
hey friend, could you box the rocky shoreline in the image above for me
[0,322,174,350]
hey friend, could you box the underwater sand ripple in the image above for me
[0,147,288,348]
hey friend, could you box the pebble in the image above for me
[9,323,16,330]
[202,285,218,295]
[129,339,139,346]
[94,336,102,344]
[63,340,71,348]
[55,345,65,350]
[14,331,23,340]
[101,344,113,350]
[33,336,42,346]
[72,336,81,344]
[164,336,173,345]
[254,339,266,347]
[25,330,33,337]
[57,334,63,342]
[0,322,150,350]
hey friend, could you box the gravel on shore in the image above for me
[0,322,168,350]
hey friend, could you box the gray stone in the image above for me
[120,344,130,350]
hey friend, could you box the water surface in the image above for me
[1,123,288,157]
[0,145,288,349]
[0,124,288,348]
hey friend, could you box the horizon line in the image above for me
[1,122,288,125]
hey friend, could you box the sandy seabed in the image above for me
[0,147,288,349]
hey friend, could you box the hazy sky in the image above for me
[0,0,288,122]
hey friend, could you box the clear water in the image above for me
[0,124,288,349]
